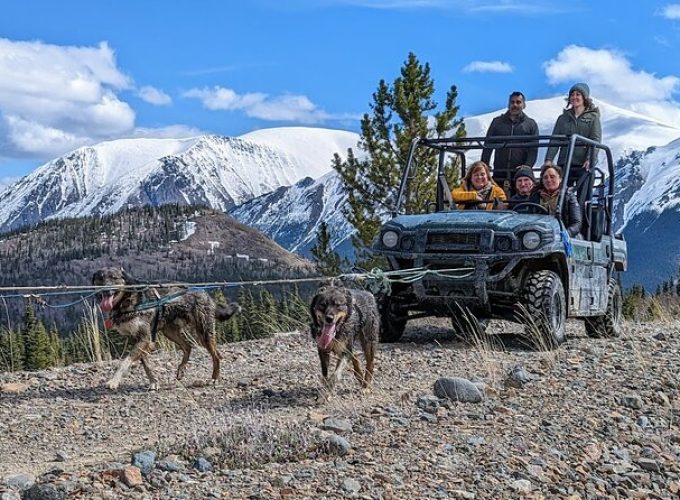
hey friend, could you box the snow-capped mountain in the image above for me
[0,128,359,233]
[612,138,680,288]
[230,171,355,258]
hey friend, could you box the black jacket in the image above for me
[481,111,539,180]
[527,188,582,237]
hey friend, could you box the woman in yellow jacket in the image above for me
[452,160,507,210]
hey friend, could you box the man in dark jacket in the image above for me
[481,91,539,196]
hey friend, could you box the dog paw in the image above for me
[360,386,373,395]
[149,382,160,391]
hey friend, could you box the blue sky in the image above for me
[2,0,680,183]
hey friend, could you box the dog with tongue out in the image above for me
[309,280,379,391]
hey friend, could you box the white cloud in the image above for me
[0,38,135,157]
[130,124,204,139]
[661,4,680,19]
[137,86,172,106]
[183,86,336,123]
[544,45,680,127]
[292,0,565,14]
[463,60,513,73]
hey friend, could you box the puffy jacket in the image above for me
[452,183,507,211]
[528,188,582,237]
[481,111,539,180]
[545,107,601,167]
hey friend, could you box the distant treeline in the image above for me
[0,203,320,338]
[0,286,312,373]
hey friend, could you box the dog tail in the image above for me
[216,302,241,321]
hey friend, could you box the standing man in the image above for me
[481,91,539,196]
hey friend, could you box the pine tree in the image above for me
[310,221,343,276]
[333,52,465,265]
[23,304,56,370]
[257,289,279,336]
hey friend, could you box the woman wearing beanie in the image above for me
[452,160,506,210]
[543,82,601,186]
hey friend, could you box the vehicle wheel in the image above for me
[523,270,567,349]
[585,278,623,338]
[380,299,406,342]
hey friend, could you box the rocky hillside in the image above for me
[1,319,678,498]
[0,204,316,335]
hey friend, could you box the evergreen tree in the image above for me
[310,221,343,276]
[23,304,56,370]
[333,52,465,265]
[257,289,279,336]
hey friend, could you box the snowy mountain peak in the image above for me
[0,128,359,233]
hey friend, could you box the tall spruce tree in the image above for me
[23,304,56,370]
[333,52,465,264]
[310,221,343,276]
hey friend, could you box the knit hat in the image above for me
[514,165,535,183]
[569,82,590,99]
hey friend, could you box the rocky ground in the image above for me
[1,319,679,499]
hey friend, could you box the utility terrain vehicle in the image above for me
[373,134,627,346]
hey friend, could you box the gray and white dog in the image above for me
[92,267,240,390]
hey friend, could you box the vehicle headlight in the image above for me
[381,230,399,248]
[522,231,541,250]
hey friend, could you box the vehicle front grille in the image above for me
[425,232,481,253]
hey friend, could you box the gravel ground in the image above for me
[1,320,679,499]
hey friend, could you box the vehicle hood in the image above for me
[385,210,560,233]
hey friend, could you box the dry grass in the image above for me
[160,410,321,468]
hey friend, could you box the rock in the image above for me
[323,434,351,456]
[466,436,485,447]
[433,377,484,403]
[504,365,538,388]
[341,478,361,493]
[637,458,661,473]
[119,465,143,488]
[451,490,475,499]
[621,394,643,410]
[416,394,441,413]
[510,479,532,493]
[3,473,35,491]
[21,484,65,500]
[0,382,29,394]
[193,457,213,472]
[157,456,183,472]
[132,450,156,475]
[636,415,651,428]
[320,417,352,434]
[55,450,69,462]
[652,331,666,341]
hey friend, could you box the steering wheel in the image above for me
[512,202,550,215]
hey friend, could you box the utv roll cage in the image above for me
[394,134,615,240]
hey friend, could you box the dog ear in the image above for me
[121,269,138,285]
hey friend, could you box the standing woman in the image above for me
[452,160,506,210]
[543,83,601,186]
